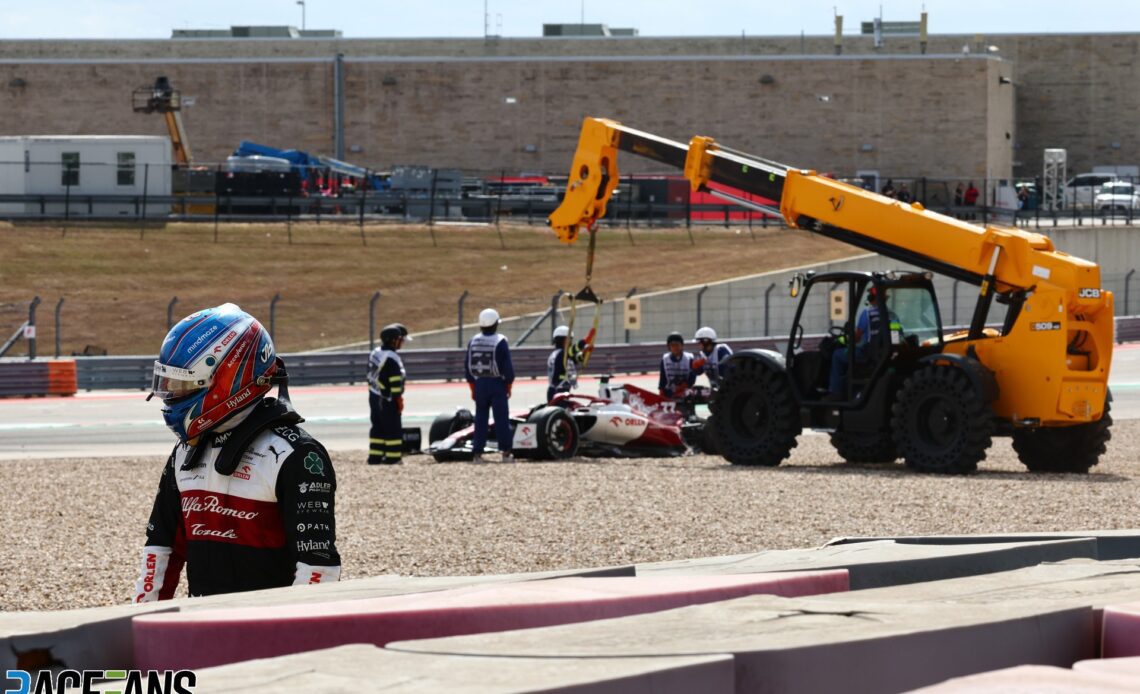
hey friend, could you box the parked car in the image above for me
[1094,181,1140,215]
[1064,172,1119,210]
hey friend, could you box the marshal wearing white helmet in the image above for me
[546,324,589,402]
[464,307,516,462]
[693,326,734,387]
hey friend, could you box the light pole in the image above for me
[296,0,306,31]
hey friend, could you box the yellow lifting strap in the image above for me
[564,224,602,371]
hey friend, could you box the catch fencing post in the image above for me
[550,290,564,333]
[696,285,709,330]
[457,290,470,348]
[27,296,41,360]
[1126,269,1136,316]
[54,298,65,358]
[951,281,960,325]
[167,296,179,329]
[269,293,281,343]
[139,163,149,240]
[369,291,382,352]
[763,282,776,337]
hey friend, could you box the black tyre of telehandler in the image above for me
[1012,400,1112,473]
[712,359,801,467]
[830,430,898,464]
[891,364,992,474]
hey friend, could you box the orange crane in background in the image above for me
[132,76,193,165]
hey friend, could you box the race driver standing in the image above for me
[133,303,341,600]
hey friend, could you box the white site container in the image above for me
[0,135,172,217]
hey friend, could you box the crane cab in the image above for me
[784,271,943,431]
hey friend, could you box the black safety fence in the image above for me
[3,159,1137,231]
[11,316,1133,391]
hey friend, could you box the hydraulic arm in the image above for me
[548,117,1114,427]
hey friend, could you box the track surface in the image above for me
[3,346,1138,461]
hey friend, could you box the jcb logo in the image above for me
[1078,288,1102,299]
[1031,321,1062,331]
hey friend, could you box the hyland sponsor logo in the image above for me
[296,522,331,532]
[297,500,331,513]
[297,539,331,552]
[303,452,326,476]
[298,481,333,494]
[190,523,237,540]
[182,495,259,520]
[225,387,254,411]
[185,324,219,355]
[232,464,252,481]
[4,669,196,694]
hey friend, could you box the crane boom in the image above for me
[548,117,1113,428]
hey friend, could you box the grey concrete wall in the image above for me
[0,55,1003,182]
[1,32,1137,177]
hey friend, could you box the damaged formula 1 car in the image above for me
[428,378,716,462]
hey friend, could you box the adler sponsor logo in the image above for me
[191,523,238,539]
[299,481,333,494]
[182,495,259,519]
[1078,288,1102,299]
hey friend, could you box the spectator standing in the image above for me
[465,308,515,463]
[659,332,697,398]
[896,183,913,204]
[134,303,340,600]
[881,179,896,199]
[367,323,409,465]
[964,181,980,220]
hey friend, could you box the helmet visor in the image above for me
[150,361,209,401]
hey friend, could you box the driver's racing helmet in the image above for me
[151,303,278,442]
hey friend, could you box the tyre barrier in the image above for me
[0,360,77,397]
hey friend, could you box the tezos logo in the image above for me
[4,669,195,694]
[1078,288,1102,299]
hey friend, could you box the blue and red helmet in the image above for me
[150,303,278,441]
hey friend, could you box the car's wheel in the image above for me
[891,364,992,474]
[429,408,474,444]
[830,430,898,464]
[711,359,801,467]
[526,406,580,460]
[1012,400,1111,473]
